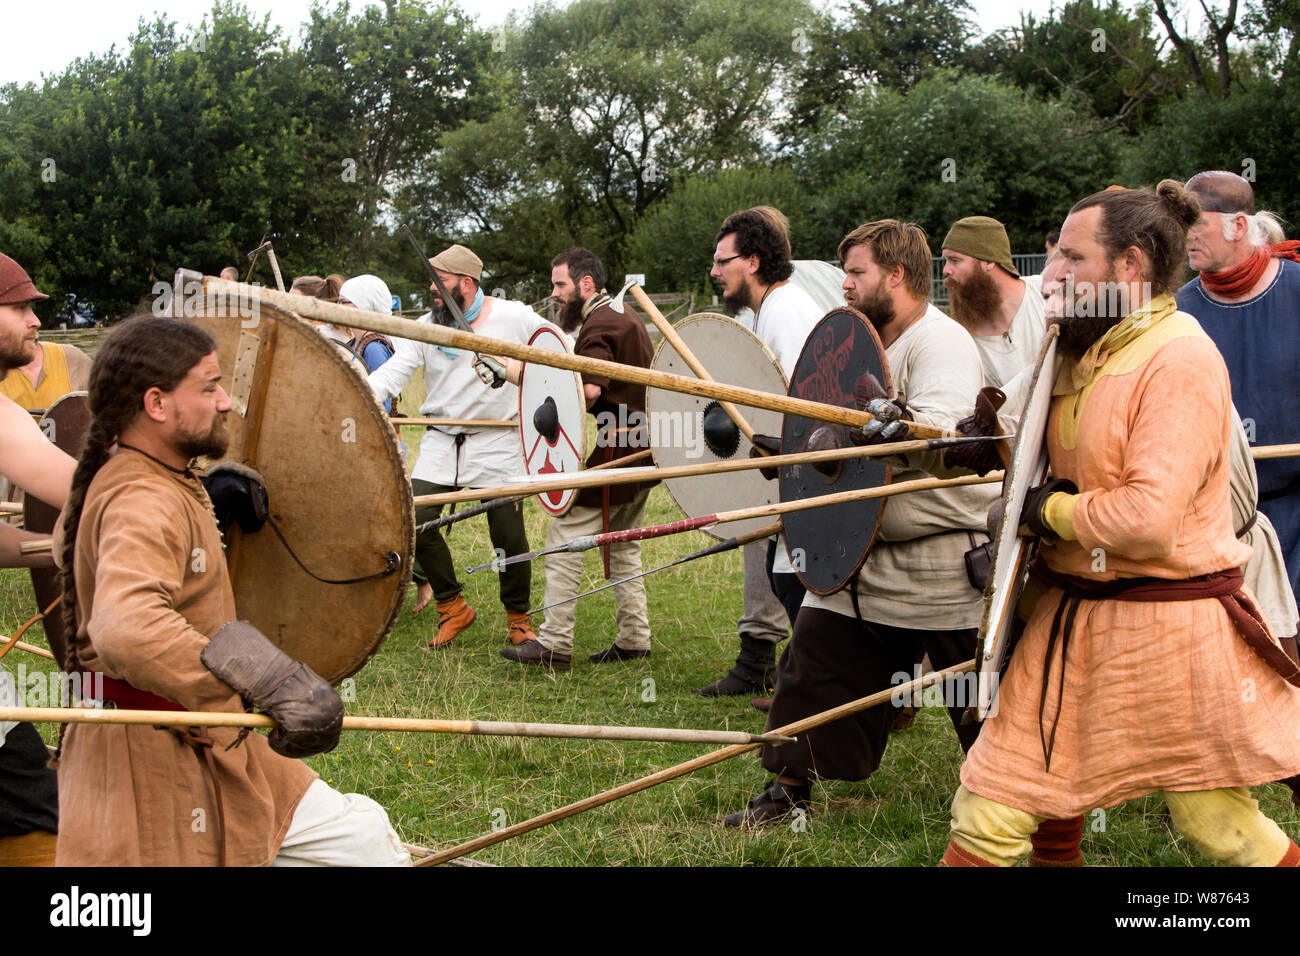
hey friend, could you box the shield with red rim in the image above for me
[518,325,587,516]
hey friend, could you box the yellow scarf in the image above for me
[1053,293,1177,396]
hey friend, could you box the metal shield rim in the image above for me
[518,324,587,517]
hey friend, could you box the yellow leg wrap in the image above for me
[0,830,57,867]
[1162,788,1293,867]
[948,785,1043,867]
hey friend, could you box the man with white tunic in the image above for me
[698,207,822,698]
[941,216,1046,389]
[724,219,999,827]
[368,245,550,649]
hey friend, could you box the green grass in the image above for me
[7,464,1299,866]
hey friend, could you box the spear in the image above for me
[413,659,976,866]
[0,706,796,747]
[182,274,955,438]
[527,521,782,616]
[0,597,59,665]
[467,471,1002,572]
[414,434,1008,508]
[414,449,655,536]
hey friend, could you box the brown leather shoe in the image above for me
[429,595,476,649]
[506,611,538,646]
[500,638,571,671]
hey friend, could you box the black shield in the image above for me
[779,308,892,595]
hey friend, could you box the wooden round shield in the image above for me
[179,300,414,683]
[779,307,892,595]
[25,391,92,668]
[975,327,1059,718]
[518,325,587,517]
[646,314,786,539]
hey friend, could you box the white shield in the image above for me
[518,325,588,516]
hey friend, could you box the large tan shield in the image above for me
[178,298,414,683]
[25,391,92,668]
[646,314,786,538]
[518,325,587,516]
[975,326,1059,718]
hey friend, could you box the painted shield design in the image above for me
[179,298,414,683]
[780,307,892,595]
[518,325,587,517]
[975,326,1059,718]
[25,391,92,668]
[646,314,786,539]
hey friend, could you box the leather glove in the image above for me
[748,434,782,480]
[201,621,344,758]
[944,387,1007,476]
[473,355,507,388]
[851,373,910,445]
[202,461,269,535]
[1021,478,1079,540]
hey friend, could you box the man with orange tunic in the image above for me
[942,181,1300,867]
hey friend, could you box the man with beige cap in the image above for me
[367,245,551,650]
[941,216,1045,388]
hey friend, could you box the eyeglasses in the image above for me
[712,254,744,268]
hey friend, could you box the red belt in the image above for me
[85,673,185,711]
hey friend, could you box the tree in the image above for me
[1152,0,1243,95]
[795,70,1123,256]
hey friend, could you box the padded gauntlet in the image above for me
[851,373,910,445]
[943,387,1007,476]
[201,621,344,758]
[202,462,269,535]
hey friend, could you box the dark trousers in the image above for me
[411,478,531,612]
[765,537,806,630]
[0,722,58,838]
[761,607,980,781]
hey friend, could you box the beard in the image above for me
[1052,268,1126,358]
[946,269,1001,330]
[177,415,229,461]
[557,295,585,333]
[847,280,895,331]
[0,333,36,373]
[430,286,467,327]
[723,289,754,315]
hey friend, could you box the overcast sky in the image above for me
[3,0,1091,87]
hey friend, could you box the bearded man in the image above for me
[941,216,1046,388]
[942,182,1300,868]
[368,244,553,649]
[0,254,78,866]
[1176,170,1300,601]
[53,315,408,866]
[501,248,657,670]
[699,207,822,699]
[724,220,997,827]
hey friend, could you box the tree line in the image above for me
[2,0,1296,320]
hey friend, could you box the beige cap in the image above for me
[429,244,483,281]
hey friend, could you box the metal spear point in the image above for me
[401,224,508,388]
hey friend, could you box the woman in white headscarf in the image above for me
[339,275,398,412]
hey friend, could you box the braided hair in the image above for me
[54,316,216,758]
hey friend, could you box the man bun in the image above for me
[1156,179,1201,229]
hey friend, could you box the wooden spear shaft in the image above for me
[414,435,990,507]
[0,706,796,746]
[631,286,758,444]
[414,659,976,866]
[192,275,951,438]
[1253,443,1300,460]
[19,538,51,556]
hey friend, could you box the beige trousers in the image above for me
[537,489,652,655]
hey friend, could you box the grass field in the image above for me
[6,447,1299,866]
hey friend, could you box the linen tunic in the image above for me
[961,305,1300,817]
[55,451,315,866]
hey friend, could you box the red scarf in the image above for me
[1201,241,1300,296]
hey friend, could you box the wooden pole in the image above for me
[1252,443,1300,460]
[0,706,796,746]
[413,659,976,866]
[5,641,54,661]
[391,418,517,428]
[0,502,22,516]
[19,538,51,556]
[190,275,951,439]
[630,286,758,444]
[413,436,987,507]
[0,597,59,664]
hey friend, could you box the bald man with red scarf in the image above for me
[1176,172,1300,607]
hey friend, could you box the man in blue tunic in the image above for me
[1176,170,1300,599]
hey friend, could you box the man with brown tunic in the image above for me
[501,248,658,670]
[54,316,408,865]
[943,182,1300,867]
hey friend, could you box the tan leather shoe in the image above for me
[506,611,537,646]
[429,595,476,649]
